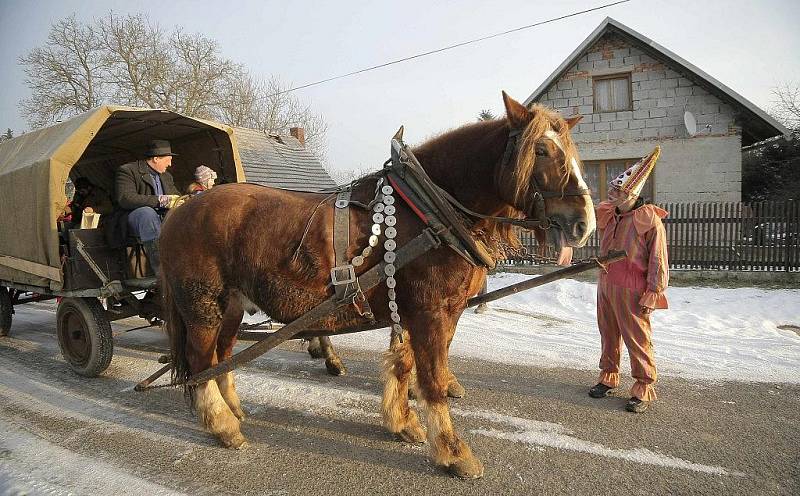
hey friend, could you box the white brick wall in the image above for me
[533,32,742,202]
[579,136,742,202]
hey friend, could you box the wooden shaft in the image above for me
[134,363,172,392]
[467,250,627,307]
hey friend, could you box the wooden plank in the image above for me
[722,203,730,270]
[766,201,774,271]
[793,201,799,271]
[701,203,708,269]
[736,202,744,271]
[0,255,62,282]
[681,202,688,268]
[712,203,719,269]
[687,203,697,269]
[757,202,764,271]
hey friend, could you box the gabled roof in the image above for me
[524,17,790,144]
[234,127,336,192]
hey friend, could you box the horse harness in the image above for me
[329,126,591,340]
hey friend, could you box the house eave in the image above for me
[524,17,789,146]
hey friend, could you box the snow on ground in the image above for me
[0,424,181,496]
[248,274,800,384]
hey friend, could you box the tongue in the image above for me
[556,231,573,266]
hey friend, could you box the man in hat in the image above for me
[588,146,669,413]
[114,139,181,274]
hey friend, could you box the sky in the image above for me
[1,0,799,175]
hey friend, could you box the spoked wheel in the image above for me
[56,297,113,377]
[0,287,11,337]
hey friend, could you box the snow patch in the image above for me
[287,274,800,383]
[457,408,743,477]
[0,424,182,496]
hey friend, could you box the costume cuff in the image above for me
[639,290,668,309]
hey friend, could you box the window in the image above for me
[593,74,632,112]
[582,159,654,203]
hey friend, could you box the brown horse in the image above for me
[160,92,595,478]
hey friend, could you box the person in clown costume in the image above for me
[588,146,669,413]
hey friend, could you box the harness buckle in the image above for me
[331,264,357,286]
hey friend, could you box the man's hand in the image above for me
[159,195,182,208]
[166,195,186,209]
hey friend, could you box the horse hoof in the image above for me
[447,380,466,399]
[447,456,485,479]
[396,424,426,444]
[325,358,347,376]
[220,432,247,449]
[473,303,489,314]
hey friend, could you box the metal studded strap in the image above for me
[332,190,354,300]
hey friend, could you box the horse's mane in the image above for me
[513,104,580,205]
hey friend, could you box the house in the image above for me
[234,126,336,192]
[525,17,789,203]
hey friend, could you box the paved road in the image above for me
[0,302,798,495]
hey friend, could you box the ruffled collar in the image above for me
[596,201,668,234]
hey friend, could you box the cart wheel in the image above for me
[56,297,113,377]
[0,287,11,337]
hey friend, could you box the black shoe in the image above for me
[142,239,161,276]
[588,383,614,398]
[625,397,650,413]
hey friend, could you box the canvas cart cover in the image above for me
[0,105,244,290]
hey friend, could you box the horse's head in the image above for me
[496,92,596,251]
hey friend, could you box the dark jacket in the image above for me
[115,160,179,210]
[103,160,179,248]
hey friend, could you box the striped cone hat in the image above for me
[609,145,661,197]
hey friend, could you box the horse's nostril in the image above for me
[574,221,587,239]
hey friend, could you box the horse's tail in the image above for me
[162,276,193,403]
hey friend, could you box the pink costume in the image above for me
[595,201,669,401]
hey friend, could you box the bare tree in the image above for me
[477,109,495,121]
[20,12,327,154]
[19,15,109,127]
[327,166,379,186]
[770,82,800,131]
[218,74,328,158]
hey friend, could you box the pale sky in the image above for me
[1,0,798,174]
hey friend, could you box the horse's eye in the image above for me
[535,146,547,157]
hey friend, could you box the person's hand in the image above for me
[158,195,171,208]
[641,306,653,316]
[166,195,186,209]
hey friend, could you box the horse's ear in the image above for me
[565,115,583,129]
[393,126,404,142]
[502,91,530,128]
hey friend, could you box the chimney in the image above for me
[289,127,305,147]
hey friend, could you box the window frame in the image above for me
[592,73,633,113]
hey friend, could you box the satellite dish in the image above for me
[683,111,697,136]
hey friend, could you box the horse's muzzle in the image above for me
[550,213,595,248]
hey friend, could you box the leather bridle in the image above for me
[444,126,591,231]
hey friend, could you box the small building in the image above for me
[525,17,789,203]
[234,126,336,192]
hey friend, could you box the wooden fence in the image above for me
[506,200,800,272]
